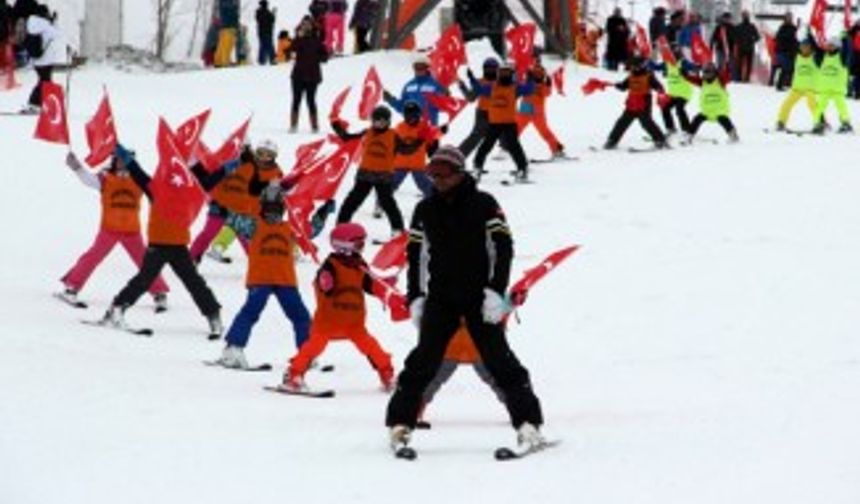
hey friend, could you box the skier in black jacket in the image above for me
[385,145,546,457]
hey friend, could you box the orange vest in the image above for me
[359,129,397,173]
[523,74,550,110]
[100,173,143,233]
[210,162,255,213]
[246,163,284,216]
[488,83,518,124]
[477,78,492,111]
[444,323,481,363]
[246,218,297,286]
[393,122,428,171]
[147,206,190,246]
[312,255,367,334]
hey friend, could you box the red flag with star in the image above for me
[358,66,382,120]
[83,91,118,167]
[423,92,468,121]
[505,23,537,79]
[508,245,580,306]
[150,118,206,228]
[196,116,250,172]
[33,82,69,144]
[174,109,211,162]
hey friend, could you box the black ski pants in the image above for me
[337,171,404,232]
[291,78,319,116]
[607,109,665,147]
[661,97,691,133]
[473,122,528,174]
[386,297,543,429]
[113,244,220,317]
[459,109,512,158]
[689,114,735,135]
[28,65,53,107]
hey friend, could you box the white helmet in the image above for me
[256,138,279,157]
[413,54,430,67]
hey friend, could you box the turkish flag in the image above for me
[196,116,251,172]
[293,138,327,174]
[763,32,776,59]
[371,231,408,271]
[690,31,713,66]
[33,82,69,145]
[427,49,459,87]
[0,43,19,91]
[435,23,467,67]
[581,78,611,96]
[810,0,828,44]
[506,23,537,79]
[656,35,676,65]
[83,92,117,167]
[423,92,468,121]
[551,66,566,96]
[358,66,383,120]
[635,23,652,58]
[174,109,211,162]
[310,138,362,201]
[329,86,351,123]
[285,194,320,263]
[150,119,207,228]
[508,245,580,307]
[366,269,410,322]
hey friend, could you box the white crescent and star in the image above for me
[45,94,63,126]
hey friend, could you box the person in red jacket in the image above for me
[603,55,668,149]
[282,222,394,391]
[59,152,169,311]
[515,58,565,158]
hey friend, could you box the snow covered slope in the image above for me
[2,46,860,504]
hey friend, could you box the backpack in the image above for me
[24,32,43,58]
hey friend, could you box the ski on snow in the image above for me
[54,292,88,309]
[80,319,153,336]
[494,439,562,461]
[202,360,273,372]
[528,155,580,164]
[263,384,335,398]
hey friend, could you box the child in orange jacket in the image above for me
[515,59,566,158]
[283,222,394,391]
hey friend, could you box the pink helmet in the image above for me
[330,222,367,254]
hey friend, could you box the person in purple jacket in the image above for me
[287,15,329,132]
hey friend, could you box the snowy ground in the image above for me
[2,45,860,504]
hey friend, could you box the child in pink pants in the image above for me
[60,152,169,310]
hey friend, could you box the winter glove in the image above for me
[409,296,426,330]
[466,68,476,82]
[382,89,396,104]
[225,212,256,241]
[65,152,83,172]
[482,288,510,324]
[239,145,254,164]
[114,144,135,166]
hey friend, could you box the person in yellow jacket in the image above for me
[776,39,818,131]
[682,63,739,144]
[812,37,853,134]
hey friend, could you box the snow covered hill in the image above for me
[2,45,860,504]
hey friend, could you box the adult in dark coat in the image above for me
[604,8,630,71]
[733,10,760,82]
[772,13,798,90]
[255,0,276,65]
[648,7,667,50]
[666,10,684,48]
[710,13,735,73]
[349,0,379,53]
[287,16,328,132]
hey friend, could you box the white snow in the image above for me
[2,43,860,504]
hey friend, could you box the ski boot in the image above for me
[812,122,826,135]
[516,422,548,452]
[775,121,786,132]
[153,293,168,313]
[102,304,127,328]
[205,245,231,264]
[217,345,249,369]
[59,285,80,304]
[838,122,853,133]
[514,170,529,183]
[679,132,694,146]
[389,424,415,459]
[372,203,383,219]
[551,143,566,159]
[289,110,298,134]
[603,140,618,150]
[282,370,308,392]
[654,139,670,149]
[727,130,740,143]
[207,313,224,340]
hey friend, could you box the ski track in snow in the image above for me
[2,42,860,504]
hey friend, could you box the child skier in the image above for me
[391,100,438,198]
[457,57,499,158]
[215,185,311,369]
[812,37,853,134]
[652,46,697,135]
[190,139,283,263]
[102,145,223,338]
[682,62,740,143]
[282,222,394,391]
[332,105,424,236]
[515,58,566,158]
[776,39,818,131]
[59,152,170,311]
[603,55,668,149]
[469,62,534,181]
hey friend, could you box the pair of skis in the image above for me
[392,439,561,462]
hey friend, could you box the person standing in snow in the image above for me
[733,11,760,83]
[23,4,63,113]
[682,62,739,143]
[59,152,170,311]
[321,0,347,55]
[385,145,546,456]
[102,145,223,338]
[604,7,630,71]
[775,39,817,131]
[255,0,276,65]
[652,45,697,135]
[383,54,447,126]
[349,0,378,54]
[215,0,240,67]
[603,55,668,150]
[811,36,853,134]
[771,13,798,90]
[287,15,329,132]
[515,56,566,159]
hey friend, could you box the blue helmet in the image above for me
[482,57,500,69]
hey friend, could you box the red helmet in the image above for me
[330,222,367,254]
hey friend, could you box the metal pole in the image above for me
[389,0,445,49]
[386,0,401,49]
